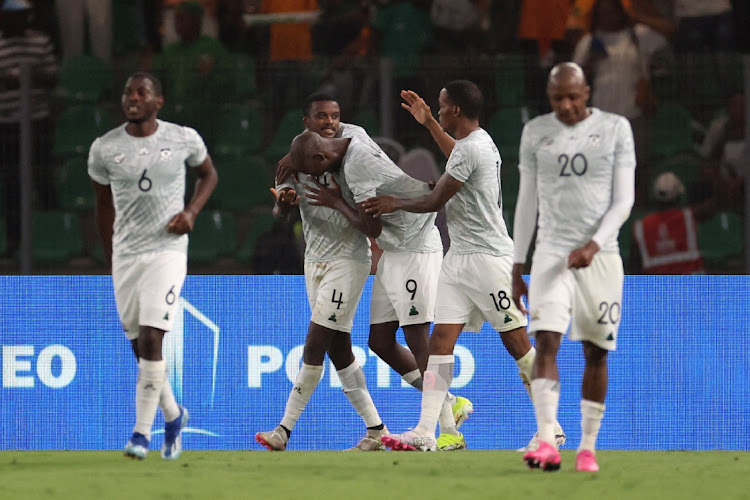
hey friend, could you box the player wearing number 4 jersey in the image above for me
[89,72,218,460]
[512,63,636,472]
[289,116,471,449]
[363,80,562,452]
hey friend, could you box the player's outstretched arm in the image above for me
[305,176,382,238]
[362,172,462,217]
[400,89,455,158]
[169,155,219,234]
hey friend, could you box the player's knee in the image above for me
[582,341,608,365]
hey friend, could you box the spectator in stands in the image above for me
[370,0,433,145]
[694,91,745,214]
[54,0,112,62]
[161,0,220,45]
[429,0,489,55]
[517,0,573,66]
[0,0,58,258]
[631,171,708,274]
[258,0,319,126]
[150,1,229,145]
[672,0,734,53]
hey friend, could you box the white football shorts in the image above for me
[112,250,187,340]
[305,259,370,333]
[370,250,442,326]
[435,252,528,332]
[528,250,624,350]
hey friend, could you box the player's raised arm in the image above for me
[401,89,456,158]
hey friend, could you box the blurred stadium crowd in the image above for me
[0,0,747,274]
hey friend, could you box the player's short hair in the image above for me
[443,80,483,120]
[302,92,339,117]
[126,72,163,97]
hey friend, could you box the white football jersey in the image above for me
[340,126,442,253]
[88,119,207,256]
[280,169,371,264]
[444,128,514,256]
[519,108,635,255]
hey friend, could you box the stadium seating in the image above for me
[213,104,263,158]
[649,103,695,160]
[32,211,84,264]
[353,107,379,136]
[55,54,113,104]
[227,53,257,101]
[235,213,276,264]
[0,219,6,257]
[188,210,237,264]
[501,162,521,210]
[698,211,743,264]
[55,156,95,211]
[494,54,526,107]
[52,105,115,158]
[263,109,303,165]
[487,106,535,163]
[212,155,274,213]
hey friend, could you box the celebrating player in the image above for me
[512,63,635,472]
[89,72,218,460]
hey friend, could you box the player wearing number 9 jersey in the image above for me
[511,63,635,472]
[88,72,218,460]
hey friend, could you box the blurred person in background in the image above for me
[0,0,57,258]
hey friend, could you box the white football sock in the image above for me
[415,355,454,438]
[531,378,560,448]
[578,399,605,453]
[401,369,423,391]
[133,359,166,440]
[159,367,181,423]
[438,399,458,436]
[280,363,323,431]
[338,360,382,428]
[515,347,535,401]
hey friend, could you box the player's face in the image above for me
[122,76,163,124]
[303,101,341,138]
[437,89,458,133]
[547,78,590,126]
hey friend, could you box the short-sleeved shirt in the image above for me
[88,119,208,257]
[339,125,442,254]
[444,128,514,257]
[519,108,635,255]
[279,169,370,265]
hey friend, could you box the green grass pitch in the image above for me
[0,450,746,500]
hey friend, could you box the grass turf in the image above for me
[0,450,746,500]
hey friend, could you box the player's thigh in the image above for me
[570,252,624,351]
[528,251,575,336]
[468,254,528,332]
[112,253,146,340]
[307,259,369,333]
[137,250,187,333]
[370,250,441,326]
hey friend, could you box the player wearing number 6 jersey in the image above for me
[88,72,218,460]
[362,80,562,452]
[512,63,636,472]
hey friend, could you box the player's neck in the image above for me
[126,119,159,138]
[452,121,480,141]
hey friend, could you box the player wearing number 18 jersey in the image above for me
[512,63,636,472]
[89,72,218,460]
[363,80,561,452]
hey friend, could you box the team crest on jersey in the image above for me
[539,137,554,149]
[114,153,125,164]
[160,148,172,161]
[139,148,149,156]
[588,134,601,145]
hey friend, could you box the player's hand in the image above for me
[511,264,529,315]
[400,90,434,126]
[362,195,400,218]
[568,240,600,269]
[305,176,342,208]
[167,210,196,235]
[275,154,298,184]
[271,187,300,207]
